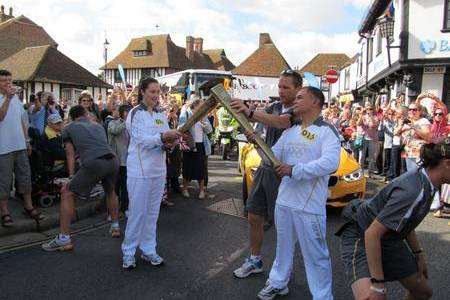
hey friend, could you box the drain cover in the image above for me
[207,198,245,218]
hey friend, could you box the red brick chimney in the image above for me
[0,5,14,23]
[186,36,194,61]
[259,33,273,47]
[193,37,203,54]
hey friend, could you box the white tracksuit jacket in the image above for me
[268,116,340,300]
[272,117,341,215]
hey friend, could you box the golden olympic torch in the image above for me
[210,84,281,168]
[178,95,218,133]
[178,81,281,167]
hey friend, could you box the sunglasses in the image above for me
[434,112,443,116]
[280,69,302,80]
[409,108,418,112]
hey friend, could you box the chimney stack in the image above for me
[186,36,194,60]
[0,5,14,23]
[193,37,203,54]
[259,33,273,48]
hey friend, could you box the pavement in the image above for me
[0,156,449,300]
[0,187,103,241]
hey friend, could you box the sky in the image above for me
[2,0,372,75]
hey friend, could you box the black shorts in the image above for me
[338,221,418,285]
[246,167,280,220]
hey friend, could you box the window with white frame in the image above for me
[376,29,382,56]
[367,38,374,63]
[444,0,450,31]
[344,69,350,90]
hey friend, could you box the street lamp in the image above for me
[377,15,400,67]
[103,38,110,66]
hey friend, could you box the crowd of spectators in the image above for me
[2,67,449,227]
[324,92,450,217]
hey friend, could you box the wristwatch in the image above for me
[370,277,386,284]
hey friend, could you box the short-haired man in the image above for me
[230,70,302,278]
[42,105,120,251]
[257,87,341,300]
[0,70,43,227]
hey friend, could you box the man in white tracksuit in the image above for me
[257,86,341,300]
[121,77,181,269]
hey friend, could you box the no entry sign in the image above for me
[325,69,339,84]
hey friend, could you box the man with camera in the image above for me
[29,91,62,135]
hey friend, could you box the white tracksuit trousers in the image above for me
[121,177,165,256]
[269,204,333,300]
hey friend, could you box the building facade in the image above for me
[0,6,111,105]
[350,0,450,107]
[102,35,234,87]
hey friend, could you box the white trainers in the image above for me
[182,189,190,198]
[109,226,121,238]
[257,280,289,300]
[198,190,206,200]
[42,235,74,252]
[141,253,164,266]
[233,258,264,278]
[122,255,136,270]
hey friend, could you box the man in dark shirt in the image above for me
[230,70,303,279]
[42,105,120,252]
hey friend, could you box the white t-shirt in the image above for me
[0,94,26,155]
[193,122,203,143]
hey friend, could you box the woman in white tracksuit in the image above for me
[257,87,341,300]
[121,77,181,269]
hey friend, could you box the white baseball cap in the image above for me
[47,114,63,124]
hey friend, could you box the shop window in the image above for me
[444,0,450,31]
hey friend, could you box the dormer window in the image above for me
[134,50,150,57]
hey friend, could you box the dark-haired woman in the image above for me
[121,77,181,269]
[337,140,450,300]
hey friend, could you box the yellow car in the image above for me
[237,136,366,208]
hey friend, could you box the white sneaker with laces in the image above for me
[182,189,190,198]
[122,255,136,269]
[257,281,289,300]
[198,190,206,200]
[233,258,263,278]
[141,253,164,266]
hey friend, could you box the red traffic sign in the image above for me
[325,69,339,84]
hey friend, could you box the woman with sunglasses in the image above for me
[403,103,431,171]
[78,91,101,122]
[337,139,450,300]
[431,107,450,218]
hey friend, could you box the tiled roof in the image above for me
[232,33,290,77]
[299,53,350,76]
[0,15,58,62]
[0,45,111,88]
[203,49,235,71]
[102,35,234,71]
[342,55,358,68]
